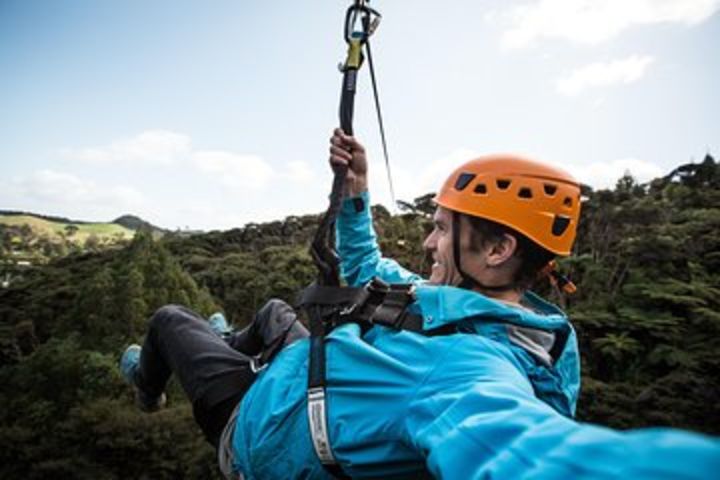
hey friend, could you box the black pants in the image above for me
[135,299,309,448]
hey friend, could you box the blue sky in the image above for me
[1,0,719,230]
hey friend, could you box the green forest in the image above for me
[1,155,719,479]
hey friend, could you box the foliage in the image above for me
[0,155,718,477]
[569,155,720,432]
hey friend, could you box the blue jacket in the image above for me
[232,192,720,479]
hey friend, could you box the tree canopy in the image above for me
[0,155,718,478]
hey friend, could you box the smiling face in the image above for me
[423,206,525,295]
[422,206,464,286]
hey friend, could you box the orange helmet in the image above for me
[434,154,581,256]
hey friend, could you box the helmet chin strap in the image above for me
[451,212,516,292]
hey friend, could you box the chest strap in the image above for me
[299,277,423,332]
[298,277,435,478]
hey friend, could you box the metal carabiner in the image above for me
[344,2,381,44]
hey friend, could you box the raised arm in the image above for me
[328,129,423,286]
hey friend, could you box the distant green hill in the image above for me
[0,213,134,245]
[0,212,168,264]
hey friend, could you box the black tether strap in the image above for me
[305,3,382,477]
[302,277,421,480]
[310,0,390,289]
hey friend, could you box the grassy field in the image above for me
[0,214,135,244]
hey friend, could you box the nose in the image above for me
[423,229,436,252]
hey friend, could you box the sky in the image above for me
[1,0,719,231]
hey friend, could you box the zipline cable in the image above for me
[365,36,397,210]
[304,3,388,478]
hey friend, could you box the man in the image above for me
[121,129,720,479]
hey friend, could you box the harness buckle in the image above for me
[249,356,267,374]
[339,303,357,317]
[366,276,390,294]
[364,280,417,329]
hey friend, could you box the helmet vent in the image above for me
[518,187,533,199]
[543,184,557,196]
[455,173,476,191]
[563,196,573,207]
[496,179,511,190]
[552,215,571,236]
[473,183,487,194]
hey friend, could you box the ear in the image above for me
[485,233,518,267]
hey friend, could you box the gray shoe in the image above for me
[208,312,232,336]
[120,344,167,412]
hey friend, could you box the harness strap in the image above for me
[302,277,424,478]
[371,288,416,326]
[299,285,368,307]
[299,278,420,330]
[306,0,389,475]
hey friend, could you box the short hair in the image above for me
[465,214,555,290]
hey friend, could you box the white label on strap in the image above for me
[307,387,337,464]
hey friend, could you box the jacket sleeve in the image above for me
[405,335,720,480]
[336,191,424,287]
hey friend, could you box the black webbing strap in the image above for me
[306,2,382,475]
[370,288,416,326]
[301,277,421,479]
[299,277,420,331]
[310,1,380,290]
[299,285,368,308]
[306,305,346,477]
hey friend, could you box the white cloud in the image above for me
[498,0,720,48]
[391,151,666,204]
[284,160,316,184]
[191,151,273,189]
[63,129,277,191]
[556,55,655,96]
[385,148,479,205]
[562,157,666,189]
[592,97,607,109]
[0,169,144,219]
[63,130,191,165]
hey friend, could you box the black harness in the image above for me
[301,1,418,476]
[299,277,421,334]
[297,277,456,479]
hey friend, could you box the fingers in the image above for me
[329,129,352,168]
[328,127,368,183]
[327,128,368,195]
[329,144,352,168]
[330,128,365,154]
